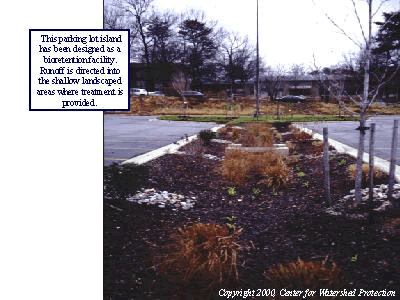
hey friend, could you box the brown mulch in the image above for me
[104,128,400,300]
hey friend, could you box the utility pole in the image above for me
[255,0,260,117]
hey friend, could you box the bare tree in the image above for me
[104,5,130,30]
[114,0,154,65]
[263,65,286,101]
[263,65,287,118]
[220,32,257,97]
[314,0,399,204]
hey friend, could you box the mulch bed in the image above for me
[104,126,400,300]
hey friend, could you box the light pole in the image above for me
[255,0,260,117]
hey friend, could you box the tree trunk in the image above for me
[354,0,372,204]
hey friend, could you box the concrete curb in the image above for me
[121,125,225,165]
[293,123,400,183]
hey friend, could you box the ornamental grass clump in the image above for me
[241,122,274,147]
[347,163,385,182]
[264,257,344,299]
[159,223,242,290]
[220,149,290,190]
[217,126,242,142]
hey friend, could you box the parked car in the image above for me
[275,95,306,103]
[130,88,148,96]
[148,91,165,97]
[180,91,207,100]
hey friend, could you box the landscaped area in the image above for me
[104,122,400,300]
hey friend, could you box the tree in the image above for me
[147,10,180,64]
[114,0,153,65]
[178,11,221,90]
[220,31,258,96]
[104,5,130,30]
[372,10,400,101]
[314,0,398,204]
[374,10,400,58]
[263,65,287,118]
[263,65,286,101]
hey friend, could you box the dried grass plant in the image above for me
[347,163,385,182]
[264,257,344,299]
[158,223,242,290]
[241,122,275,147]
[220,149,290,190]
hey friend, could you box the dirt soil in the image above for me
[104,126,400,300]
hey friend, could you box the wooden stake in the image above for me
[388,119,399,205]
[323,127,331,205]
[368,123,375,204]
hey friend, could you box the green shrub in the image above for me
[198,129,217,145]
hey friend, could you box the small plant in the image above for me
[225,216,237,233]
[252,187,261,195]
[351,254,358,262]
[297,171,305,178]
[198,129,217,145]
[158,223,242,293]
[302,180,310,188]
[338,159,346,166]
[227,187,237,196]
[264,257,344,299]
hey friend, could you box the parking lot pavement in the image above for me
[296,115,400,165]
[104,115,217,166]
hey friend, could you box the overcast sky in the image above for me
[106,0,400,70]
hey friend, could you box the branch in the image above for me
[312,0,363,48]
[372,0,389,18]
[351,0,367,45]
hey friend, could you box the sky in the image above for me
[106,0,400,70]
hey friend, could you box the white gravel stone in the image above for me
[126,188,197,210]
[326,183,400,219]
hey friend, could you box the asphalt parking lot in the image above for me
[104,115,217,166]
[297,115,400,165]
